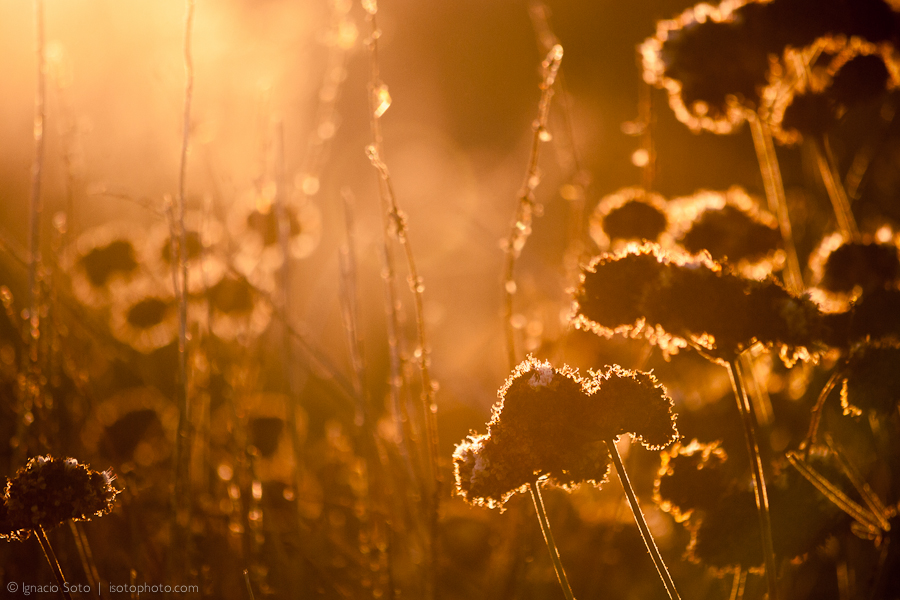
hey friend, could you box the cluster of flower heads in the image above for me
[0,456,120,541]
[453,356,677,508]
[573,243,824,364]
[767,36,900,145]
[63,194,319,351]
[590,187,783,279]
[655,441,845,571]
[642,0,900,133]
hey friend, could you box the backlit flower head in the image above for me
[808,230,900,312]
[453,356,677,509]
[1,456,120,541]
[668,188,782,278]
[655,440,730,523]
[589,187,669,251]
[206,273,273,341]
[841,343,900,417]
[108,277,180,353]
[573,244,824,364]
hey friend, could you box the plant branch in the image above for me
[528,481,576,600]
[35,526,73,600]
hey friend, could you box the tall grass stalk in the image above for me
[747,112,803,295]
[503,43,563,368]
[363,3,440,596]
[727,359,778,600]
[607,438,682,600]
[528,481,576,600]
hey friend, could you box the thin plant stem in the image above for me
[28,0,46,320]
[35,526,73,600]
[528,481,576,600]
[747,111,803,295]
[814,135,860,242]
[363,4,439,597]
[68,521,101,592]
[727,359,778,600]
[607,438,682,600]
[244,570,256,600]
[503,43,564,369]
[803,365,845,454]
[170,0,195,584]
[728,568,748,600]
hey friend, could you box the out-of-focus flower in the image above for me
[1,456,119,541]
[108,278,180,353]
[228,187,322,277]
[573,244,824,364]
[453,356,677,509]
[64,224,143,308]
[668,187,782,278]
[206,273,272,341]
[589,187,669,251]
[145,212,226,295]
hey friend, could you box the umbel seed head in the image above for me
[1,456,120,542]
[453,356,678,508]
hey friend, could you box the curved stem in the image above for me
[34,526,73,600]
[727,359,778,600]
[528,481,576,600]
[607,438,681,600]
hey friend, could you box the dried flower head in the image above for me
[453,356,677,508]
[573,244,824,364]
[668,188,782,277]
[589,187,669,251]
[655,440,730,523]
[1,456,120,541]
[206,274,273,341]
[841,343,900,417]
[109,278,180,353]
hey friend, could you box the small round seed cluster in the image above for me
[0,456,120,541]
[453,356,678,509]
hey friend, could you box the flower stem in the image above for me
[528,481,576,600]
[727,359,778,600]
[814,135,859,242]
[607,438,681,600]
[34,526,73,600]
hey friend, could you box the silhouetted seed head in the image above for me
[767,36,900,145]
[669,188,782,276]
[1,456,120,542]
[453,356,678,509]
[67,224,143,308]
[589,187,669,251]
[655,440,730,522]
[573,244,823,364]
[641,0,771,133]
[841,343,900,417]
[688,464,844,571]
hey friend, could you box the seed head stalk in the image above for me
[528,481,576,600]
[727,359,778,600]
[607,438,681,600]
[363,2,440,596]
[35,526,73,600]
[747,112,803,295]
[814,134,860,242]
[503,43,563,368]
